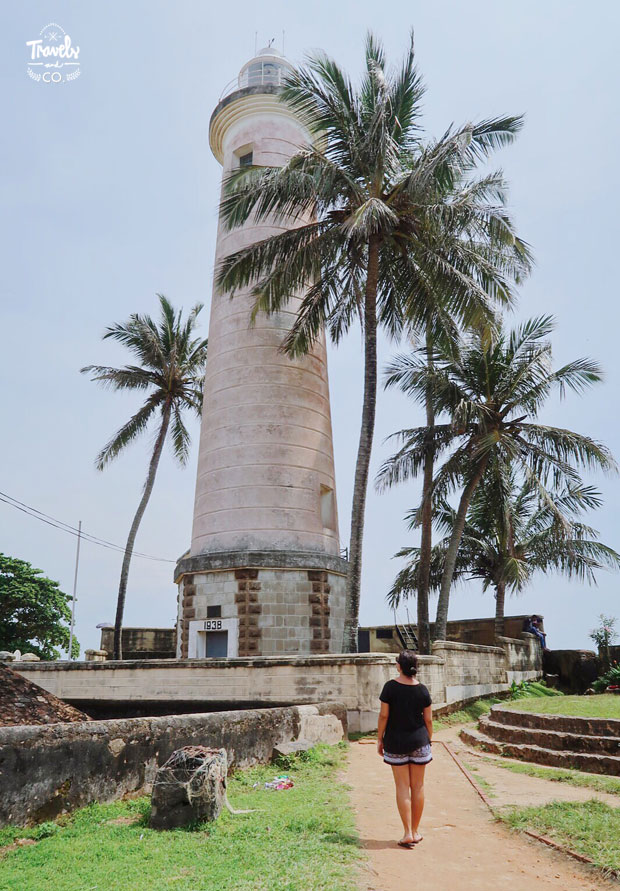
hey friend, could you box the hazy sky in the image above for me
[2,1,619,654]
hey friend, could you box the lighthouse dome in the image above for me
[238,46,293,90]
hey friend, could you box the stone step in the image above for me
[489,704,620,738]
[460,727,620,776]
[479,715,620,755]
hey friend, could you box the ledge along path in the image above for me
[345,727,618,891]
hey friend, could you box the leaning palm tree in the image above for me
[81,295,208,659]
[216,32,530,651]
[378,316,616,641]
[389,466,620,638]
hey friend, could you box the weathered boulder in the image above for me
[150,746,227,830]
[543,649,601,694]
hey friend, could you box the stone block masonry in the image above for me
[0,702,347,828]
[176,557,347,659]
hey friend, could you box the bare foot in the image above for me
[411,832,423,844]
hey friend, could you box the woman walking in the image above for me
[377,650,433,848]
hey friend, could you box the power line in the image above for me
[0,491,176,563]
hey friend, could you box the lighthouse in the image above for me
[175,46,348,659]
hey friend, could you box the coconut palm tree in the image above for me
[81,295,208,659]
[388,466,620,639]
[215,32,530,651]
[377,316,616,641]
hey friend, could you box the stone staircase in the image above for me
[460,703,620,776]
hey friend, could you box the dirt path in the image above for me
[345,739,616,891]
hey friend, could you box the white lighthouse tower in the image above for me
[175,46,348,660]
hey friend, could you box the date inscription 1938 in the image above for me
[203,620,223,631]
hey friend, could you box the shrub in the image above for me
[592,662,620,693]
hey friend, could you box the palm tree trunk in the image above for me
[343,235,380,653]
[113,401,172,659]
[494,580,506,640]
[434,456,489,642]
[416,329,435,655]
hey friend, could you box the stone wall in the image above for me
[359,615,544,652]
[99,628,176,661]
[178,566,346,659]
[0,702,346,828]
[14,638,542,733]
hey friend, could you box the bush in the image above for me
[509,679,563,700]
[592,662,620,693]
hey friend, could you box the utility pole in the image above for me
[68,520,82,660]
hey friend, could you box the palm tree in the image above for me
[81,295,208,659]
[215,32,530,651]
[378,316,616,642]
[388,467,620,639]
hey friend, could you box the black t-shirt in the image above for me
[379,679,432,754]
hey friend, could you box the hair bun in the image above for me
[397,649,418,676]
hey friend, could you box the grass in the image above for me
[0,744,362,891]
[433,697,502,731]
[479,756,620,796]
[501,799,620,875]
[503,694,620,719]
[463,763,496,797]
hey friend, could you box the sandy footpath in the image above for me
[345,738,616,891]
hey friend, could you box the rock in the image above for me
[272,739,312,757]
[150,746,227,830]
[543,649,601,694]
[0,652,14,662]
[20,653,40,662]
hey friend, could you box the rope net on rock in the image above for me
[152,746,227,807]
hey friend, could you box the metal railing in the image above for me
[218,64,290,102]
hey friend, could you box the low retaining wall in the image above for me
[0,702,346,828]
[13,637,542,733]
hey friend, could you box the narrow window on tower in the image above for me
[234,143,254,169]
[320,485,336,530]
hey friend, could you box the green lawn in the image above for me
[0,744,362,891]
[433,697,502,730]
[502,694,620,719]
[480,756,620,796]
[501,799,620,875]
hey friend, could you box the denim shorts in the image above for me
[383,743,432,765]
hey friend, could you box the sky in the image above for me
[1,1,619,654]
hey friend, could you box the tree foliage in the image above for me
[216,32,530,650]
[82,295,208,659]
[388,468,620,636]
[0,553,79,659]
[378,316,616,640]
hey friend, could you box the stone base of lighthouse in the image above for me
[175,552,348,659]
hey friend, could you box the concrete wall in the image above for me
[14,639,542,734]
[0,703,346,828]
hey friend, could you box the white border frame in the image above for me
[187,617,239,659]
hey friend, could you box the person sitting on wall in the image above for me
[524,615,548,650]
